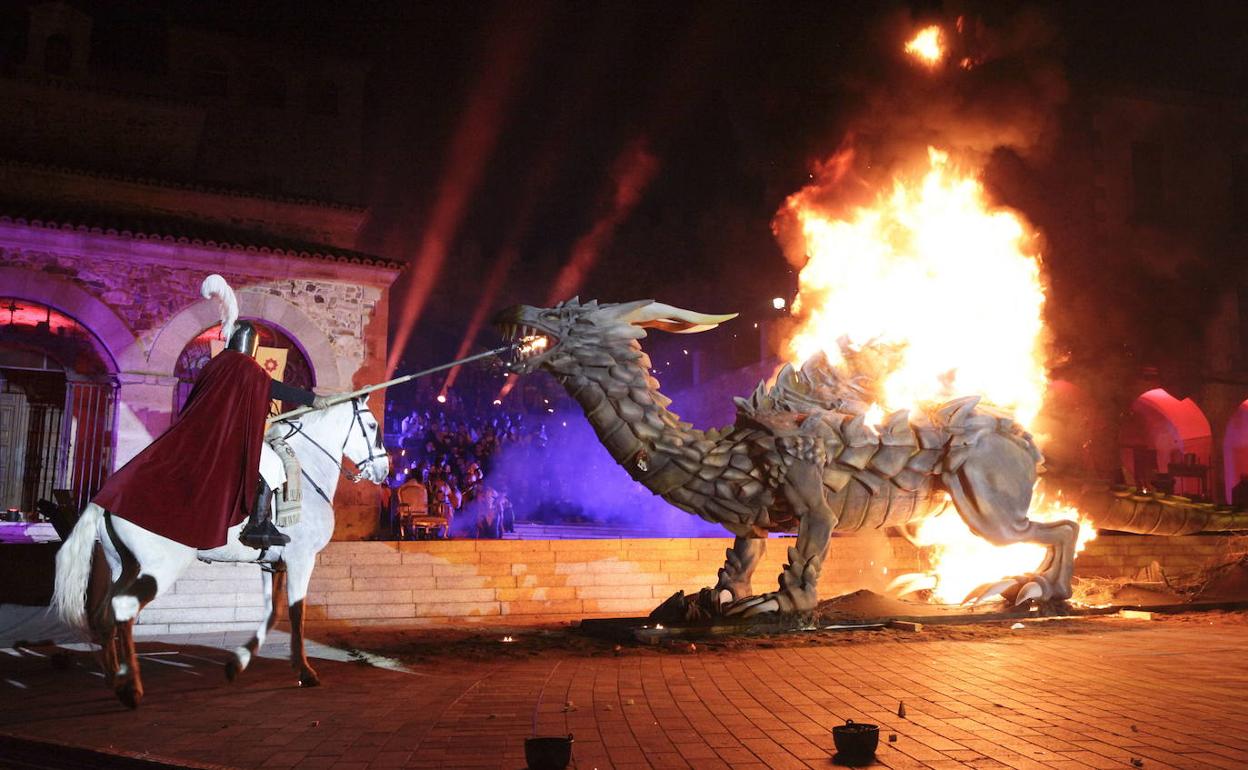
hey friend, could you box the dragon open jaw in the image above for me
[498,321,556,372]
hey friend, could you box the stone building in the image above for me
[0,2,397,537]
[1029,81,1248,505]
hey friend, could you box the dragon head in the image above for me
[493,299,738,376]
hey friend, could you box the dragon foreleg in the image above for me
[713,535,767,604]
[725,461,835,618]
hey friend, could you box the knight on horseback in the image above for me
[224,316,330,549]
[92,275,331,552]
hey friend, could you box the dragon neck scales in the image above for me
[552,337,706,498]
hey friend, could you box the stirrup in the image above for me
[239,521,290,549]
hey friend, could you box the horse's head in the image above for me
[341,396,389,484]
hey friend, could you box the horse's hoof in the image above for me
[116,684,143,709]
[298,669,321,687]
[225,657,242,682]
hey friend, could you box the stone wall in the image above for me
[130,534,1241,635]
[2,247,380,367]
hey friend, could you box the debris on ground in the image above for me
[317,609,1248,669]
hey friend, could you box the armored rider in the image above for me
[225,320,329,549]
[92,275,332,552]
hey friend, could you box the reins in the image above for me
[278,398,381,503]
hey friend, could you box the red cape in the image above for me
[93,350,273,548]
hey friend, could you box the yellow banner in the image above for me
[209,342,288,413]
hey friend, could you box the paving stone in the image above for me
[2,621,1246,769]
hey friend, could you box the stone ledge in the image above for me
[134,534,1233,632]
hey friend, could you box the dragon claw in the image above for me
[961,579,1017,606]
[737,599,780,618]
[886,572,938,598]
[722,593,785,618]
[1014,580,1045,605]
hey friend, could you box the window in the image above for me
[43,33,71,76]
[246,66,287,108]
[189,54,228,100]
[1131,141,1165,223]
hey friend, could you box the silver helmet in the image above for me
[226,321,259,356]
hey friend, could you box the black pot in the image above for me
[832,719,880,760]
[525,735,574,770]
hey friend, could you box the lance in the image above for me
[267,344,516,424]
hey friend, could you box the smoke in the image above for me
[773,6,1067,265]
[483,409,722,537]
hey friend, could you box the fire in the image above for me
[907,494,1097,604]
[904,25,945,67]
[781,145,1086,603]
[519,335,549,356]
[786,148,1048,426]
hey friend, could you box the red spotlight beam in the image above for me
[544,136,660,305]
[440,245,518,396]
[386,5,543,376]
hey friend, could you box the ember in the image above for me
[904,25,945,67]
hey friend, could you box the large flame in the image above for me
[781,143,1092,602]
[908,493,1098,604]
[786,148,1048,426]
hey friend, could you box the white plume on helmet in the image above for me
[200,274,239,341]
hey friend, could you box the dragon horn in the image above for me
[621,301,738,333]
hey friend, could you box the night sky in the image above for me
[13,0,1248,369]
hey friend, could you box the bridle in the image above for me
[276,398,385,501]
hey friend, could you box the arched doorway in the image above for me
[1222,401,1248,505]
[0,297,117,513]
[1119,388,1212,498]
[173,321,314,413]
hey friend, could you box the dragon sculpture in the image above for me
[496,299,1248,618]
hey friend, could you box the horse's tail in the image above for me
[53,503,103,631]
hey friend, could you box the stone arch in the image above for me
[0,266,137,372]
[147,289,343,390]
[1120,388,1213,498]
[1221,399,1248,505]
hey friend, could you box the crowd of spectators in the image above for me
[379,372,564,540]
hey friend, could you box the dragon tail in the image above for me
[1072,486,1248,535]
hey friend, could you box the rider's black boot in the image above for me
[239,479,291,549]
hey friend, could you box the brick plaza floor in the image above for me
[0,617,1245,769]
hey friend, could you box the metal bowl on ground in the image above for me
[832,719,880,761]
[524,735,573,770]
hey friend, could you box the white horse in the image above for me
[53,397,388,708]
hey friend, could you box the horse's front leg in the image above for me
[113,618,143,709]
[227,568,281,681]
[285,555,320,687]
